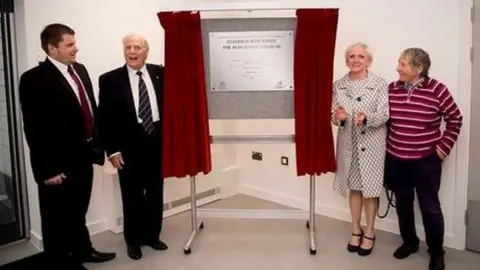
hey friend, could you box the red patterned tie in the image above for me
[67,65,93,138]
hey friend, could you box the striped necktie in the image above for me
[136,71,154,134]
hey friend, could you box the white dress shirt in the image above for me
[47,56,93,111]
[109,65,160,159]
[126,65,160,123]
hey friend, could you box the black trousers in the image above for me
[118,125,164,246]
[38,162,93,264]
[386,152,445,255]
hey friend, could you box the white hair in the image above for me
[122,34,149,50]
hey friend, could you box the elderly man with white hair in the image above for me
[97,34,168,260]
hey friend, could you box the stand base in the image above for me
[307,221,316,254]
[183,174,317,255]
[194,208,316,255]
[183,220,205,254]
[197,208,309,219]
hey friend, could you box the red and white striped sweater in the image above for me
[387,77,463,160]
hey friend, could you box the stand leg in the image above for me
[183,176,204,254]
[308,175,316,255]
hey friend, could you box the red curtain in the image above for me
[294,9,338,176]
[158,11,212,178]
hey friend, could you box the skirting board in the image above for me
[30,192,224,245]
[238,184,458,250]
[29,219,109,251]
[108,193,223,234]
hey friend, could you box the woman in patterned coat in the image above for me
[331,43,389,256]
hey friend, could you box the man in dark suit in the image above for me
[18,23,116,269]
[97,34,167,260]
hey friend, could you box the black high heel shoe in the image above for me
[347,230,364,252]
[357,235,375,256]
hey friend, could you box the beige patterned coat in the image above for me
[332,72,389,198]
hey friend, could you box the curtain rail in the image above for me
[158,1,345,13]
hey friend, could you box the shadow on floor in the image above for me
[0,252,45,270]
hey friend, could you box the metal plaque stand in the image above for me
[183,135,317,255]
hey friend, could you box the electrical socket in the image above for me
[252,151,262,161]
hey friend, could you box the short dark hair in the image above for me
[40,23,75,54]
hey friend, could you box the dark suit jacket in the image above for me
[97,64,164,157]
[19,58,104,184]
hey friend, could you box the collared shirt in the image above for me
[47,56,92,112]
[404,78,424,101]
[387,77,463,160]
[108,65,161,159]
[126,64,160,123]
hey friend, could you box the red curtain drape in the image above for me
[158,11,212,178]
[294,9,338,176]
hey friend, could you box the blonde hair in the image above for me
[344,42,373,63]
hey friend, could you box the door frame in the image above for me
[465,0,480,253]
[0,0,30,246]
[451,0,474,251]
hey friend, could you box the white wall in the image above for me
[13,0,472,251]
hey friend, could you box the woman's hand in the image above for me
[354,112,366,126]
[334,106,348,122]
[436,148,446,160]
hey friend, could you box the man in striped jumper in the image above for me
[385,48,462,270]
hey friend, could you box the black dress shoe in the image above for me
[127,245,142,260]
[429,253,445,270]
[357,235,375,256]
[83,249,116,263]
[347,230,363,252]
[393,243,419,259]
[148,240,168,250]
